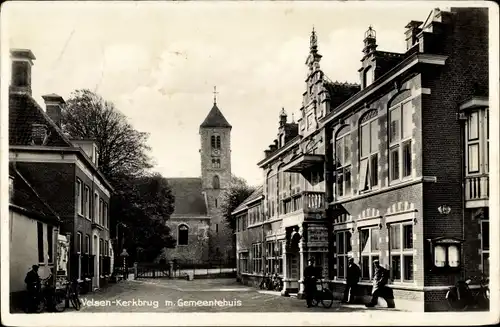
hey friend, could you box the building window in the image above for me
[103,202,109,229]
[46,226,53,264]
[37,222,44,264]
[99,238,104,276]
[84,185,90,218]
[335,126,352,197]
[389,100,413,181]
[363,66,374,88]
[99,198,104,226]
[178,224,189,245]
[481,220,489,276]
[76,179,83,215]
[433,243,460,268]
[76,232,82,254]
[93,193,99,223]
[467,111,480,173]
[212,158,221,168]
[336,230,352,279]
[389,223,413,282]
[213,175,220,189]
[252,243,262,274]
[267,172,277,219]
[359,227,379,280]
[85,234,90,254]
[265,241,282,275]
[239,252,249,273]
[211,135,221,149]
[359,110,379,192]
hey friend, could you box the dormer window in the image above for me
[363,67,374,88]
[31,124,49,146]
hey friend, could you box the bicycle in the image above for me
[259,273,273,290]
[62,279,82,311]
[311,279,334,309]
[446,275,489,311]
[24,277,66,313]
[272,274,283,292]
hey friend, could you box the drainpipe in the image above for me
[324,124,334,280]
[458,110,466,280]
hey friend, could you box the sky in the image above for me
[3,1,438,186]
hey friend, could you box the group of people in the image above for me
[303,257,394,308]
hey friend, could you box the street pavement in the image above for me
[78,278,405,313]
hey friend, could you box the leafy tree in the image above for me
[61,90,176,263]
[219,175,256,231]
[62,89,153,180]
[113,173,176,263]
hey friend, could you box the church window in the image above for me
[211,158,221,168]
[178,224,189,246]
[213,175,220,189]
[211,135,221,150]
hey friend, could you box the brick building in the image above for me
[163,94,235,264]
[234,7,489,311]
[8,49,115,292]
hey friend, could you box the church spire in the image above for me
[213,86,218,105]
[306,26,322,72]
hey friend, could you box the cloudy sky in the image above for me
[3,1,438,186]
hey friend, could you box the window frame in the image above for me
[388,222,414,282]
[252,243,262,274]
[178,224,189,246]
[359,227,380,280]
[335,230,352,279]
[266,172,277,219]
[481,220,489,276]
[389,99,413,183]
[359,112,379,192]
[76,179,83,216]
[83,185,91,219]
[85,234,90,255]
[76,232,82,254]
[239,252,249,273]
[99,198,104,226]
[335,126,352,198]
[37,222,44,264]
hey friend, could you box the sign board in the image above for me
[56,234,69,289]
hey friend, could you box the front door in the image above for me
[93,235,99,288]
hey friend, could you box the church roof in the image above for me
[166,178,208,216]
[200,104,232,128]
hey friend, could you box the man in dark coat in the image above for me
[365,260,394,308]
[343,257,361,303]
[24,265,41,312]
[303,257,321,308]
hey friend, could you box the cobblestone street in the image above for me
[77,278,404,313]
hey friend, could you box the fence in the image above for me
[134,259,236,279]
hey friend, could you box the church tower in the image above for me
[199,87,232,259]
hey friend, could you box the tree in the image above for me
[113,173,177,263]
[62,89,153,180]
[61,89,176,263]
[219,175,256,231]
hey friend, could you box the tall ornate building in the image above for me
[164,90,234,263]
[234,7,490,312]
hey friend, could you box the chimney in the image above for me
[10,49,36,96]
[42,94,65,128]
[279,108,288,127]
[405,21,423,50]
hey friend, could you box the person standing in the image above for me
[343,257,361,304]
[303,257,320,308]
[365,260,394,308]
[24,265,41,312]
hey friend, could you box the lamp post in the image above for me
[120,249,129,280]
